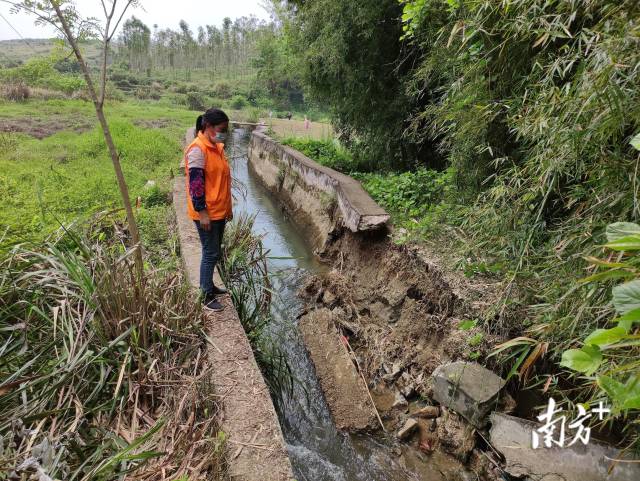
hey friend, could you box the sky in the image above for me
[0,0,271,41]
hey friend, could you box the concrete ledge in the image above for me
[250,127,390,234]
[173,177,295,481]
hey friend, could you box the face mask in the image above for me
[214,132,227,143]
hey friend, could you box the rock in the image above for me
[413,406,440,419]
[401,384,415,399]
[436,411,476,462]
[432,361,505,427]
[391,390,408,409]
[490,412,640,481]
[397,418,419,440]
[382,361,403,383]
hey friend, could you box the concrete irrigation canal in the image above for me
[174,126,640,481]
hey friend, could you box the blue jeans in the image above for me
[194,219,226,297]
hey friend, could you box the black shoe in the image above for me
[212,284,227,295]
[203,295,224,312]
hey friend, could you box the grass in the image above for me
[0,216,226,480]
[0,95,237,479]
[219,215,294,412]
[0,98,200,251]
[265,118,332,141]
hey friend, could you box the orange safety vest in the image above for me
[184,131,232,221]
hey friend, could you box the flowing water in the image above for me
[228,128,446,481]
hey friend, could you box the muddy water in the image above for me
[228,128,443,481]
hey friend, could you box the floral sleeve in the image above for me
[188,168,206,211]
[186,147,206,211]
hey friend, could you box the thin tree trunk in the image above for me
[51,1,143,274]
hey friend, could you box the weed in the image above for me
[1,82,30,101]
[219,215,294,411]
[0,217,224,480]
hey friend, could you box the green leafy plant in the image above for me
[281,137,357,172]
[560,221,640,413]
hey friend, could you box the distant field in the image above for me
[0,38,103,66]
[264,118,332,141]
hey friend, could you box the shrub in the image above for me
[244,107,262,124]
[186,91,207,111]
[212,81,232,99]
[35,74,85,94]
[2,83,30,101]
[29,87,67,101]
[281,137,356,172]
[230,94,247,110]
[0,221,224,479]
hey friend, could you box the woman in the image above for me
[185,108,232,312]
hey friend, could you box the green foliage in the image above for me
[281,137,357,172]
[219,215,294,410]
[0,99,187,249]
[282,0,416,168]
[252,27,304,110]
[230,94,248,110]
[0,219,218,479]
[560,222,640,414]
[353,168,457,239]
[0,56,85,94]
[186,90,207,111]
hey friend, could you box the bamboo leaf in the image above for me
[606,223,640,242]
[604,235,640,251]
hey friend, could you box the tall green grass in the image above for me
[219,215,294,411]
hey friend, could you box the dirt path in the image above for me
[173,177,295,481]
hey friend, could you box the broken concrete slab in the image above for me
[397,418,419,440]
[413,405,440,419]
[298,308,377,431]
[490,412,640,481]
[431,361,505,427]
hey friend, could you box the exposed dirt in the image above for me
[297,229,509,480]
[298,307,378,431]
[0,117,93,139]
[301,230,505,397]
[261,118,332,140]
[134,118,177,129]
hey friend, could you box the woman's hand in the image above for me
[199,210,211,231]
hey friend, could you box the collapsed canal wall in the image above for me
[247,127,640,481]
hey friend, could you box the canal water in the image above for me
[228,128,440,481]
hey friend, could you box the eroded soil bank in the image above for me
[247,127,640,481]
[297,230,508,480]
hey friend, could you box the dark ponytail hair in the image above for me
[196,108,229,133]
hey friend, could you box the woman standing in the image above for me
[185,108,232,312]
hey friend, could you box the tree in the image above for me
[120,15,150,72]
[272,0,420,169]
[7,0,144,273]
